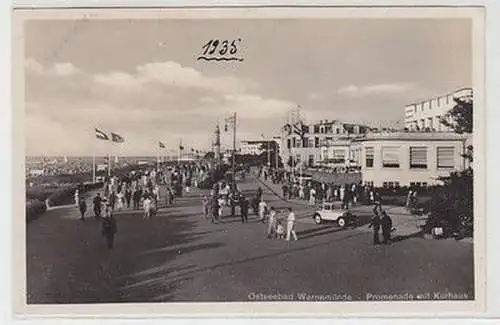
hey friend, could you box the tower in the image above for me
[214,124,221,161]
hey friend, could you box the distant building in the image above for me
[404,87,473,132]
[28,169,44,177]
[352,132,469,187]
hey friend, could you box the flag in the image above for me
[95,128,109,140]
[111,132,125,143]
[159,141,166,148]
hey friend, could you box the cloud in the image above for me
[308,92,321,100]
[337,82,415,97]
[24,58,295,155]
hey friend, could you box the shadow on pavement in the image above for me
[296,225,345,240]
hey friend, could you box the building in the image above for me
[239,140,275,156]
[352,132,469,187]
[404,87,473,132]
[280,119,370,169]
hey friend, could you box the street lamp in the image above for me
[261,133,271,168]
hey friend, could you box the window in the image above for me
[437,146,455,168]
[410,147,428,169]
[382,146,400,168]
[308,155,314,166]
[336,128,340,134]
[314,125,320,133]
[315,137,320,148]
[332,150,345,163]
[365,181,374,187]
[295,154,301,162]
[365,147,374,168]
[287,139,291,149]
[308,137,314,148]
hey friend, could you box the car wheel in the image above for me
[314,213,322,224]
[337,217,346,228]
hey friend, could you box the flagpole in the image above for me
[157,143,160,171]
[92,151,96,183]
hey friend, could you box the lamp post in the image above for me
[261,133,271,168]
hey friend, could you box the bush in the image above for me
[422,170,473,237]
[26,199,47,221]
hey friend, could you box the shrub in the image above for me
[26,199,47,221]
[422,169,473,237]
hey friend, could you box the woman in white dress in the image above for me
[143,195,152,220]
[74,189,80,207]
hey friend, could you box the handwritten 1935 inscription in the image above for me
[197,39,244,62]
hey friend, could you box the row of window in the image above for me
[286,137,348,149]
[365,146,456,169]
[411,96,452,114]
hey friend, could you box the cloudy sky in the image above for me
[24,18,472,156]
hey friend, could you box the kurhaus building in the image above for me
[351,132,469,187]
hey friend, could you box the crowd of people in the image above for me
[75,160,215,249]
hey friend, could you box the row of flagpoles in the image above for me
[92,128,204,183]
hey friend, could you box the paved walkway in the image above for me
[254,174,426,238]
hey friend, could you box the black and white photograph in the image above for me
[12,6,486,316]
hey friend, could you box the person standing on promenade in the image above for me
[201,196,209,220]
[369,201,383,245]
[211,195,220,224]
[309,186,316,206]
[78,197,87,221]
[125,186,132,209]
[380,210,394,245]
[240,195,249,223]
[93,193,103,220]
[74,189,80,207]
[101,204,117,249]
[285,207,298,241]
[267,206,277,238]
[258,198,268,223]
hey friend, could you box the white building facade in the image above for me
[355,132,468,187]
[404,87,473,132]
[280,120,369,169]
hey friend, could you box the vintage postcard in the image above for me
[12,6,486,317]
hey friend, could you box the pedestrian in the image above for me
[240,195,249,223]
[101,205,117,249]
[74,189,80,207]
[143,195,152,220]
[78,197,87,221]
[133,188,141,210]
[326,185,332,202]
[369,201,382,245]
[381,210,394,245]
[125,187,132,209]
[258,199,268,223]
[256,186,263,202]
[281,183,288,200]
[267,206,277,238]
[285,207,298,241]
[211,195,220,224]
[309,187,316,206]
[201,196,209,219]
[93,193,103,220]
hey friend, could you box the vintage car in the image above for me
[312,202,356,228]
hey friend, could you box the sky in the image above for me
[23,18,472,156]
